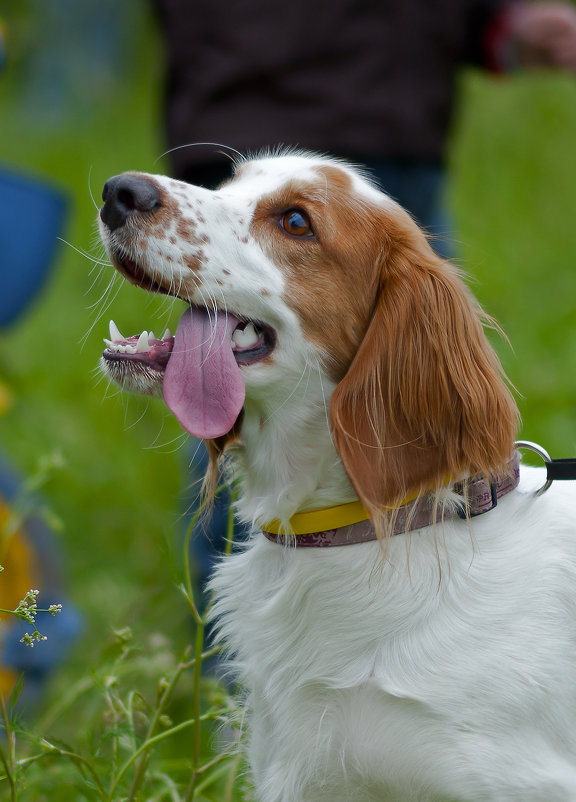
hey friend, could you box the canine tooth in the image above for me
[109,320,124,342]
[136,331,150,353]
[232,322,259,348]
[162,328,171,340]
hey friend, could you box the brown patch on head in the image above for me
[250,165,386,379]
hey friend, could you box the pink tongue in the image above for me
[163,307,245,438]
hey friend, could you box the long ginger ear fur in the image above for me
[330,212,519,536]
[203,412,244,504]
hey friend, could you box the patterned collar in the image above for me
[262,452,521,547]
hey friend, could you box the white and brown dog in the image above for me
[98,151,576,801]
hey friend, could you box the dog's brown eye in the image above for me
[281,209,313,237]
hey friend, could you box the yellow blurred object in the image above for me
[0,380,14,415]
[0,666,17,698]
[0,500,38,697]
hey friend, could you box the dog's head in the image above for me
[98,151,518,520]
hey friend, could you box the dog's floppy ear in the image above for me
[330,217,518,529]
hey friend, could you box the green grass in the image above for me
[1,4,576,798]
[452,70,576,452]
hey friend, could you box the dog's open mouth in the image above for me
[102,306,276,439]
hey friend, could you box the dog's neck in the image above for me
[229,374,357,529]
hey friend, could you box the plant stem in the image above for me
[27,743,108,799]
[0,747,16,802]
[0,693,17,802]
[124,657,194,802]
[185,750,239,799]
[109,717,197,801]
[186,615,206,798]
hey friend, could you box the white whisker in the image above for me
[123,398,151,431]
[58,237,111,267]
[154,142,244,167]
[264,362,312,423]
[81,272,124,347]
[87,165,101,214]
[144,430,190,453]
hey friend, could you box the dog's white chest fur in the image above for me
[210,469,576,801]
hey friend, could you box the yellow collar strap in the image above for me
[262,488,428,536]
[262,482,447,536]
[263,499,370,536]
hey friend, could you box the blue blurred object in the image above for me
[0,166,73,709]
[0,168,68,329]
[0,454,82,712]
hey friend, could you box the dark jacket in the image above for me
[154,0,508,177]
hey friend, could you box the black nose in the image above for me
[100,173,162,231]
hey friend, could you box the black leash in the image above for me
[545,458,576,481]
[515,440,576,496]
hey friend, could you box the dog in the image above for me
[98,151,576,801]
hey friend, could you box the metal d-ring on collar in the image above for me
[515,440,576,496]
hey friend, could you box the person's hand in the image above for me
[511,2,576,72]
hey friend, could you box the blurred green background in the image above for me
[0,0,575,773]
[0,1,187,637]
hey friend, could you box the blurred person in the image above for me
[151,0,576,595]
[154,0,576,244]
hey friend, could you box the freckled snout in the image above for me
[100,173,162,231]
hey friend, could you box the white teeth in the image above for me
[103,340,137,354]
[136,330,150,353]
[231,322,259,349]
[109,320,124,343]
[103,323,171,352]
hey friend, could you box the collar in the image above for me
[262,451,521,547]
